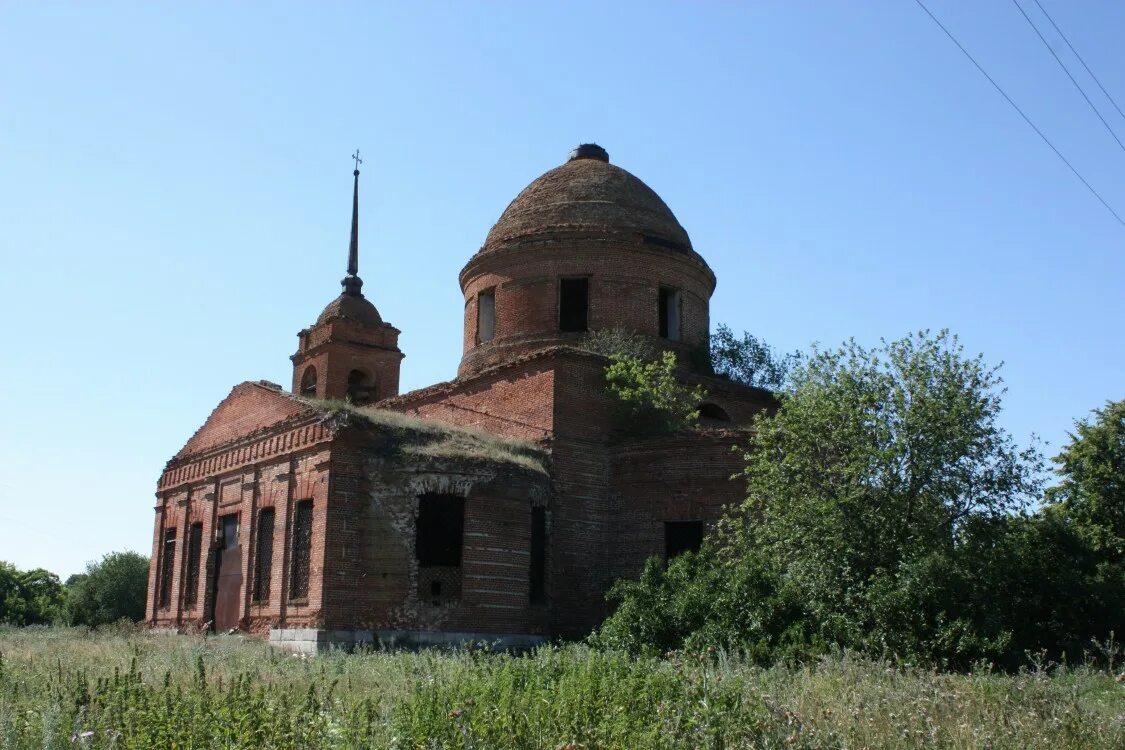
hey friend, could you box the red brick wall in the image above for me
[314,424,553,636]
[384,358,555,443]
[609,433,749,583]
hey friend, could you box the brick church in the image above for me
[145,144,774,651]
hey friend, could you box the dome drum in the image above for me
[458,240,714,377]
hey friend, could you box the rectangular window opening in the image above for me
[664,520,703,561]
[659,287,681,341]
[415,494,465,604]
[289,500,313,600]
[158,528,176,609]
[529,506,547,604]
[477,289,496,343]
[183,523,202,609]
[415,494,464,567]
[558,278,589,333]
[253,507,275,603]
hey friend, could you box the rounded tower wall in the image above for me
[459,238,714,376]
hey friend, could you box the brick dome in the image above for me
[316,293,383,326]
[458,145,715,378]
[482,145,693,254]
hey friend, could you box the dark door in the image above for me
[212,514,242,631]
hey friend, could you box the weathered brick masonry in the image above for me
[146,144,774,648]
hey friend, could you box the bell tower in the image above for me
[291,152,404,404]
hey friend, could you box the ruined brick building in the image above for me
[145,144,774,651]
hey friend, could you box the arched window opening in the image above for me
[347,369,376,405]
[299,366,318,397]
[698,403,731,422]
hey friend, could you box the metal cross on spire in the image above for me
[352,149,363,174]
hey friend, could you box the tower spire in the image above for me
[342,149,364,297]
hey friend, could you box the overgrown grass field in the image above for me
[0,626,1120,749]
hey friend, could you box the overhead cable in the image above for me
[913,0,1125,229]
[1011,0,1125,156]
[1032,0,1125,124]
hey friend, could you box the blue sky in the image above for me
[1,1,1122,577]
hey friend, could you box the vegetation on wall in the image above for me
[597,330,1125,670]
[604,351,706,437]
[304,399,549,475]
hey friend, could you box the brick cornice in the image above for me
[458,235,716,292]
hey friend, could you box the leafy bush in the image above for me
[64,552,149,626]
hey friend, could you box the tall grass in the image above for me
[0,626,1120,748]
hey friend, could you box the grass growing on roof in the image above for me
[302,398,548,475]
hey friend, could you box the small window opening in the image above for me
[659,287,681,341]
[252,507,275,603]
[477,289,496,343]
[183,523,202,609]
[698,403,731,422]
[559,278,589,333]
[347,369,375,405]
[529,506,547,604]
[158,528,176,609]
[664,520,703,561]
[289,500,313,600]
[299,366,317,397]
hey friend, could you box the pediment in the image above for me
[174,382,313,460]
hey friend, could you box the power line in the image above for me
[1011,0,1125,156]
[1032,0,1125,124]
[913,0,1125,229]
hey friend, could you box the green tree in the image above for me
[600,331,1050,667]
[604,351,707,436]
[65,552,149,626]
[1046,399,1125,555]
[709,323,802,390]
[0,562,65,625]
